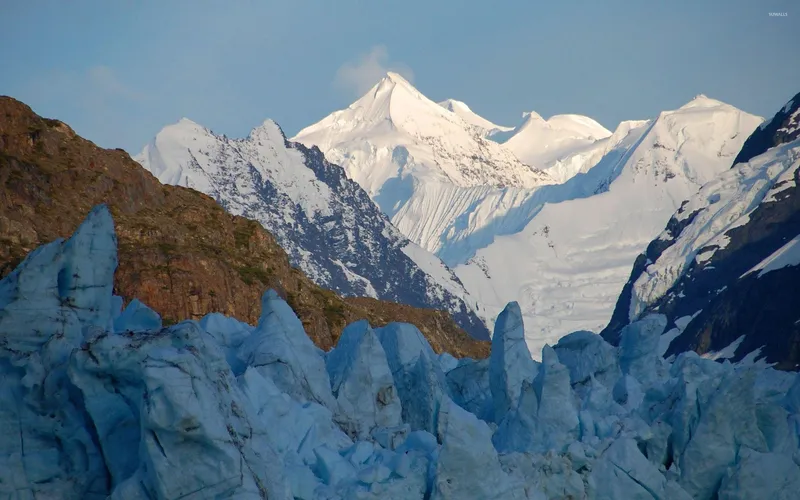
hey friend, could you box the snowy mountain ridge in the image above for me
[295,74,761,356]
[437,98,514,138]
[501,110,613,183]
[455,96,762,357]
[294,72,553,191]
[602,92,800,369]
[135,116,491,339]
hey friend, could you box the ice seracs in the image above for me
[3,205,799,499]
[432,398,526,500]
[489,301,538,422]
[376,322,450,433]
[326,321,403,440]
[237,289,336,409]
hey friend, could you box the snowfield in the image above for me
[2,206,799,499]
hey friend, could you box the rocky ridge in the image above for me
[0,96,488,357]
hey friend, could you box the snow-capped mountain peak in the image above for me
[136,117,490,339]
[501,109,613,182]
[438,98,514,136]
[602,92,800,369]
[453,98,762,357]
[248,118,286,139]
[438,98,472,113]
[294,73,552,193]
[679,93,726,109]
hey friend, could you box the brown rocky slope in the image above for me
[0,96,489,358]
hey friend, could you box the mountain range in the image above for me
[293,75,762,357]
[2,80,800,499]
[10,70,792,369]
[0,96,489,358]
[135,114,490,340]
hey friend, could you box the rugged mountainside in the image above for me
[0,96,489,357]
[603,93,800,370]
[734,91,800,165]
[134,116,489,340]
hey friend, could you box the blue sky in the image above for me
[1,0,797,153]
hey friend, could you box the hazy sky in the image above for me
[1,0,797,153]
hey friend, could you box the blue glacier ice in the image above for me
[489,301,539,422]
[1,205,799,499]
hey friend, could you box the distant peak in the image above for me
[439,99,471,113]
[679,94,727,110]
[158,117,207,137]
[521,110,544,120]
[520,111,546,125]
[384,71,413,86]
[369,71,419,99]
[249,118,286,142]
[177,117,201,127]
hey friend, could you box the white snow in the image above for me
[295,74,762,357]
[437,98,514,138]
[503,111,612,183]
[294,72,552,191]
[140,118,333,219]
[293,73,554,260]
[702,335,746,361]
[459,99,761,358]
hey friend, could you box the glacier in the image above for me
[2,204,799,499]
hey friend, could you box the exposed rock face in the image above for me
[733,92,800,165]
[0,96,489,358]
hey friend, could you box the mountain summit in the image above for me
[502,111,613,182]
[437,98,514,137]
[296,81,761,357]
[136,113,491,339]
[454,95,762,356]
[294,73,553,193]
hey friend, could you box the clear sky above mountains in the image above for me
[1,0,797,153]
